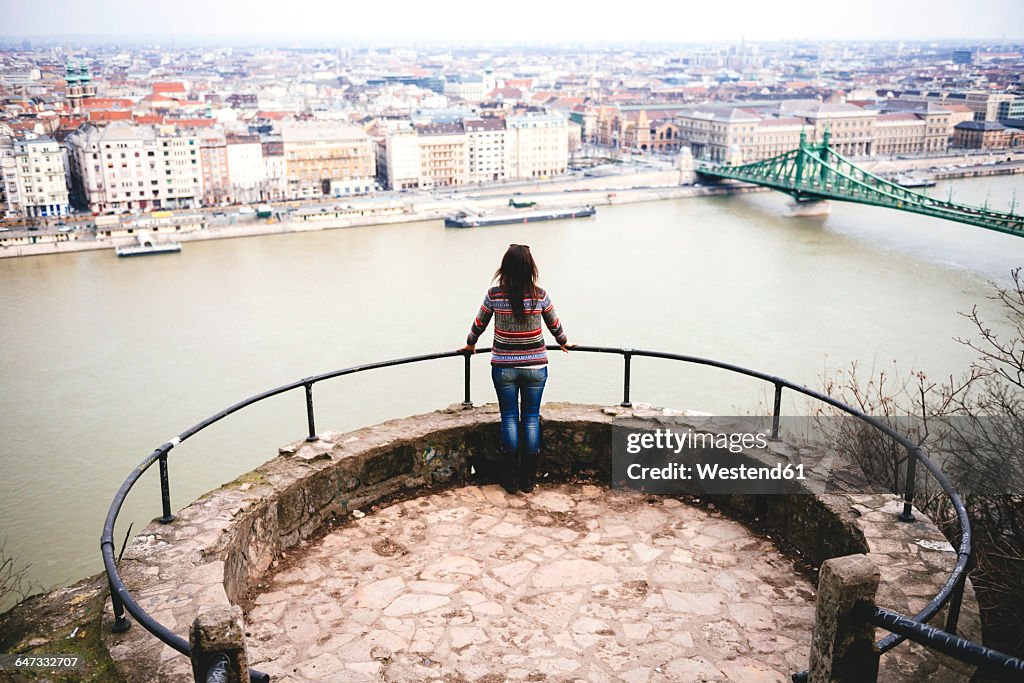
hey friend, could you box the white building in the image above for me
[225,135,266,203]
[5,136,71,218]
[382,125,421,190]
[464,118,508,184]
[66,123,203,213]
[443,69,497,103]
[0,137,22,218]
[506,112,569,179]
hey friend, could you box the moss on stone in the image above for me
[0,572,119,682]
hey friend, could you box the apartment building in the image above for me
[260,135,287,201]
[464,118,507,184]
[0,136,22,217]
[3,135,71,218]
[506,112,568,179]
[66,123,202,213]
[415,123,467,189]
[198,129,230,205]
[382,125,421,191]
[225,135,267,203]
[280,121,375,198]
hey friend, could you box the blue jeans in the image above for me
[492,365,548,455]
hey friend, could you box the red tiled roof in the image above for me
[167,117,214,128]
[152,82,187,94]
[134,114,165,124]
[256,111,289,120]
[488,88,523,99]
[89,110,132,122]
[82,98,134,110]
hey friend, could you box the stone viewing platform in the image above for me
[244,483,813,681]
[103,402,980,682]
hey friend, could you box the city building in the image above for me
[381,125,421,191]
[198,129,230,205]
[66,123,203,213]
[280,121,376,198]
[464,118,508,184]
[506,112,569,179]
[872,113,928,156]
[260,135,288,201]
[64,61,96,113]
[774,101,877,157]
[951,121,1020,149]
[415,123,467,189]
[5,135,71,218]
[0,136,23,217]
[225,135,267,203]
[611,106,687,153]
[674,106,762,163]
[866,100,951,154]
[444,69,497,103]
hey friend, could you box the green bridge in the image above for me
[697,130,1023,237]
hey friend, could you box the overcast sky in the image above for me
[2,0,1022,43]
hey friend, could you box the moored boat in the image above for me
[445,205,596,228]
[115,230,182,257]
[894,174,937,188]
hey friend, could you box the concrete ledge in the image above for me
[104,402,980,682]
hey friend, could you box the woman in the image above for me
[461,244,573,494]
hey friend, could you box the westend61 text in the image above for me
[627,462,806,481]
[624,428,769,454]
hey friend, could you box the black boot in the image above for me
[519,452,539,493]
[499,451,519,494]
[472,455,499,486]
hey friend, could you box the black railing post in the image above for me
[771,382,783,440]
[158,451,174,524]
[621,350,633,407]
[945,570,967,634]
[109,579,131,633]
[304,383,317,442]
[899,447,919,522]
[462,352,472,407]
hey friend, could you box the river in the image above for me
[0,174,1022,607]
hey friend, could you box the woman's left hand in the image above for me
[560,343,577,353]
[460,344,476,354]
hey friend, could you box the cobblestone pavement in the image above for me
[244,483,815,682]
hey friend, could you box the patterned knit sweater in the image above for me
[467,286,568,366]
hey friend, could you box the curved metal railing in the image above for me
[100,345,1013,681]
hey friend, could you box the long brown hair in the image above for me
[494,244,539,320]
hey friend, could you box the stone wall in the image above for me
[105,402,980,682]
